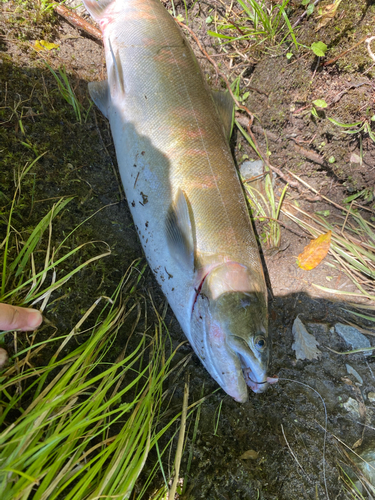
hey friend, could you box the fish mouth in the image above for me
[243,366,269,393]
[226,335,269,395]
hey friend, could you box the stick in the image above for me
[54,4,103,42]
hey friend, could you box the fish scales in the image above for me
[102,0,258,263]
[83,0,270,402]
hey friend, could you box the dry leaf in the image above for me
[297,230,332,270]
[315,0,342,31]
[352,437,363,449]
[292,316,321,361]
[34,40,60,52]
[239,449,258,460]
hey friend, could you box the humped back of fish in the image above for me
[83,0,270,403]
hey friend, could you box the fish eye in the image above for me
[255,336,266,351]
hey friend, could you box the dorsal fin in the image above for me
[165,189,195,269]
[211,90,235,141]
[88,80,109,118]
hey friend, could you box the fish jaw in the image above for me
[227,334,269,394]
[190,262,269,402]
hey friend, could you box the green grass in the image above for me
[0,275,184,500]
[240,153,288,250]
[0,157,109,313]
[328,115,375,145]
[0,164,188,499]
[45,63,91,124]
[231,76,287,250]
[208,0,297,49]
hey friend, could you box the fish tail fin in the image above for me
[82,0,114,20]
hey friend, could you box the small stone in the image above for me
[335,323,373,356]
[239,160,264,180]
[343,397,360,417]
[368,392,375,403]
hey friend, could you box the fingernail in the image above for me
[26,309,43,329]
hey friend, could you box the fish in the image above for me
[82,0,270,403]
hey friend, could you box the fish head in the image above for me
[190,262,269,403]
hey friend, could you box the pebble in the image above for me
[368,392,375,403]
[335,323,373,356]
[239,160,264,179]
[343,397,360,417]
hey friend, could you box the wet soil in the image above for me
[1,0,375,498]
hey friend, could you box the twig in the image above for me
[281,424,308,477]
[268,164,300,188]
[292,142,325,166]
[54,4,103,42]
[323,35,368,67]
[341,200,353,235]
[292,0,321,28]
[334,434,375,473]
[286,170,356,215]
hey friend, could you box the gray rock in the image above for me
[343,397,360,417]
[239,160,264,180]
[335,323,373,356]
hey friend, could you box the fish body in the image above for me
[83,0,270,402]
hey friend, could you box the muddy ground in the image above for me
[1,0,375,498]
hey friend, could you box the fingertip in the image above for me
[25,309,43,330]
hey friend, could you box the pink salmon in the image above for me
[83,0,270,402]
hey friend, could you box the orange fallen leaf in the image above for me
[297,231,332,270]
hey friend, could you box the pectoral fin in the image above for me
[88,80,109,118]
[165,189,195,269]
[211,90,235,140]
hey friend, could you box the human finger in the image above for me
[0,304,43,332]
